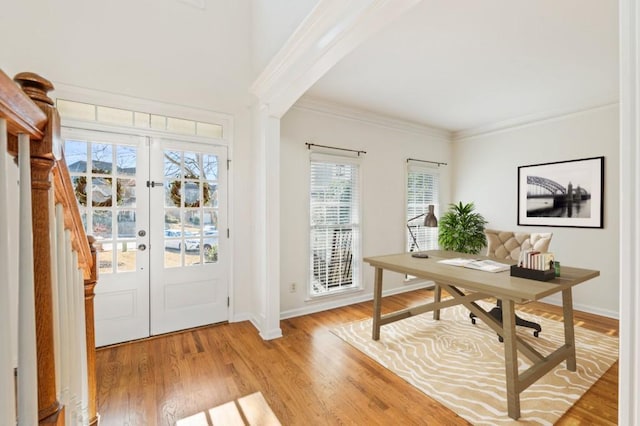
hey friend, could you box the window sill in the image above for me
[306,285,363,302]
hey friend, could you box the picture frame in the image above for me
[517,156,604,228]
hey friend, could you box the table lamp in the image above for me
[408,204,438,258]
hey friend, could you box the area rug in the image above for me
[331,301,618,425]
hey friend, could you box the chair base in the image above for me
[470,300,541,342]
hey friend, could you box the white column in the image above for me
[0,119,17,425]
[619,0,640,424]
[17,133,38,425]
[254,107,282,340]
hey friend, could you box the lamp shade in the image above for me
[424,204,438,227]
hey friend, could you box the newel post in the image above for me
[14,72,64,425]
[84,236,99,426]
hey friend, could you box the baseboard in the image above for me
[280,281,435,320]
[541,295,619,319]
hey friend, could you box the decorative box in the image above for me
[510,265,556,281]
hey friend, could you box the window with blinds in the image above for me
[407,165,440,252]
[309,157,360,295]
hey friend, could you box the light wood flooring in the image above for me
[95,288,618,425]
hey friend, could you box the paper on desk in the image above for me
[438,258,510,273]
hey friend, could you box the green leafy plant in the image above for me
[438,202,487,254]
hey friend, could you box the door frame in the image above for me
[56,92,235,342]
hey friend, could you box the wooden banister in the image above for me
[1,69,99,425]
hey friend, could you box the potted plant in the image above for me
[438,202,487,254]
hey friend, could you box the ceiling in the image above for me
[303,0,619,134]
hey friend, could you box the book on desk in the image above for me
[437,257,510,273]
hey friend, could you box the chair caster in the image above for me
[498,335,504,343]
[534,331,540,338]
[471,318,476,325]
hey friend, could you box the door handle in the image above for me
[138,244,147,251]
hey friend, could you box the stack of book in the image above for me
[518,249,554,271]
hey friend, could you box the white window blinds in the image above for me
[309,157,360,295]
[407,165,440,252]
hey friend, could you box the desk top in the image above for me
[364,250,599,303]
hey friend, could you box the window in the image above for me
[309,156,360,295]
[407,164,440,252]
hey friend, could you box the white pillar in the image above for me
[254,107,282,340]
[0,119,17,425]
[17,133,38,425]
[619,0,640,424]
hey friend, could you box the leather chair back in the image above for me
[484,229,552,260]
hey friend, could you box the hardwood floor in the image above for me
[95,289,618,425]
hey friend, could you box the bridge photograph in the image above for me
[517,157,604,228]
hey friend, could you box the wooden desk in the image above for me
[364,250,599,420]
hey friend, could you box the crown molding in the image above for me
[292,95,451,140]
[453,102,620,141]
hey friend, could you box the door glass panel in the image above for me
[66,140,88,172]
[72,177,88,206]
[116,242,137,272]
[206,183,218,208]
[117,210,136,238]
[184,152,201,179]
[98,250,113,274]
[203,154,218,180]
[92,144,113,174]
[165,180,181,207]
[92,177,113,207]
[93,210,112,239]
[164,151,181,177]
[118,178,136,207]
[184,181,200,207]
[116,145,137,175]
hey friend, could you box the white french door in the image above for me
[62,129,228,346]
[148,138,228,335]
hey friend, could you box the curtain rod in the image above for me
[306,143,366,156]
[406,158,447,166]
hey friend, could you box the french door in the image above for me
[62,129,228,346]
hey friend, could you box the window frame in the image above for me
[406,163,441,254]
[308,153,362,297]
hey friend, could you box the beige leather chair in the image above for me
[484,229,552,261]
[470,229,553,339]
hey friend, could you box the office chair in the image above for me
[470,229,553,341]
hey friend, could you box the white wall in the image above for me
[0,0,258,321]
[1,0,253,114]
[279,103,451,317]
[453,105,619,317]
[250,0,320,77]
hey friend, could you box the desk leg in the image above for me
[433,283,441,320]
[562,288,577,371]
[502,299,520,420]
[372,267,383,341]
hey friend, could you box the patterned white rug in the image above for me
[332,301,618,425]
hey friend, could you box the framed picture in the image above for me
[517,156,604,228]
